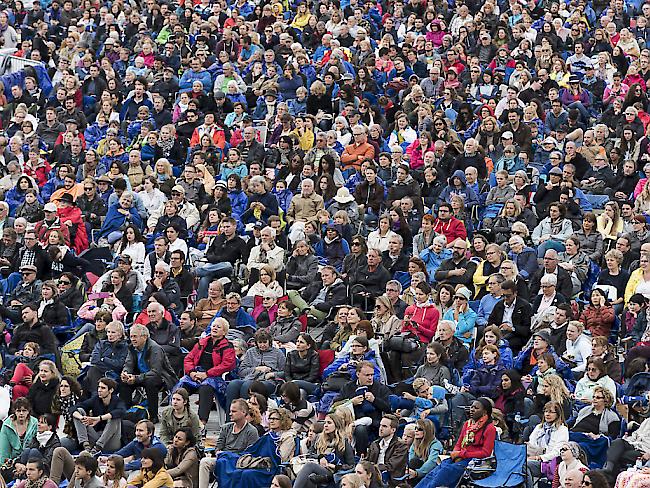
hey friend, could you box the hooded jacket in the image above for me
[438,170,480,208]
[183,336,236,377]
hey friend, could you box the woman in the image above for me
[367,214,399,253]
[406,419,443,483]
[564,321,593,375]
[598,249,629,313]
[403,271,428,306]
[353,460,382,488]
[330,307,363,352]
[416,398,496,488]
[341,236,367,280]
[420,235,451,280]
[574,213,604,264]
[433,283,455,317]
[278,383,315,434]
[129,448,174,488]
[473,243,505,299]
[102,268,134,313]
[159,388,202,447]
[579,289,615,338]
[597,201,624,246]
[553,442,588,488]
[102,455,127,488]
[0,397,37,466]
[154,201,188,240]
[13,458,57,488]
[463,326,514,383]
[532,202,574,258]
[140,176,167,219]
[27,360,60,416]
[285,240,319,291]
[557,236,591,297]
[113,224,146,274]
[322,336,380,390]
[570,387,620,467]
[371,294,402,344]
[494,199,525,245]
[50,376,82,450]
[164,427,199,488]
[414,342,452,387]
[494,370,526,430]
[284,333,320,395]
[626,253,650,303]
[292,412,355,488]
[527,401,569,487]
[246,265,283,300]
[98,191,143,242]
[574,358,617,405]
[37,281,68,328]
[13,414,60,477]
[443,287,477,346]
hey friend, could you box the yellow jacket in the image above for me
[625,268,645,304]
[129,468,174,488]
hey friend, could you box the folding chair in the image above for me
[459,440,527,488]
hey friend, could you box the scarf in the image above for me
[460,415,488,448]
[59,393,79,422]
[541,422,554,446]
[25,478,47,488]
[158,137,174,157]
[36,431,53,447]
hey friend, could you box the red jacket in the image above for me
[58,206,89,254]
[454,420,497,460]
[402,303,439,342]
[579,305,615,338]
[183,336,236,377]
[432,216,467,244]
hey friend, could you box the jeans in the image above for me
[292,380,319,395]
[195,262,233,300]
[294,462,333,488]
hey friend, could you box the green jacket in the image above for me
[0,415,38,463]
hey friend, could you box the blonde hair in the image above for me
[543,374,570,404]
[315,412,348,453]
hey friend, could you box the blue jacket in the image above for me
[89,339,128,375]
[462,340,513,384]
[419,247,452,280]
[323,349,381,382]
[469,362,505,399]
[228,190,248,222]
[115,435,167,471]
[207,307,256,336]
[514,345,574,384]
[241,191,279,224]
[98,203,143,239]
[444,306,478,345]
[438,170,480,208]
[273,188,293,214]
[41,176,64,203]
[120,95,154,122]
[84,123,108,149]
[508,246,539,280]
[6,187,42,216]
[179,69,213,92]
[277,75,304,101]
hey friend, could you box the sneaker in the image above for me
[308,474,331,486]
[88,447,102,457]
[200,424,208,439]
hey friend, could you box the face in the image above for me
[587,364,601,380]
[469,401,486,421]
[543,406,558,423]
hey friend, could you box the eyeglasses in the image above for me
[268,416,280,421]
[541,284,554,288]
[582,481,592,486]
[154,271,166,276]
[559,447,569,453]
[386,288,399,292]
[592,395,604,400]
[59,280,71,285]
[415,426,425,431]
[352,242,361,246]
[84,187,94,191]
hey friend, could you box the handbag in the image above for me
[235,454,273,470]
[322,371,351,392]
[386,333,419,353]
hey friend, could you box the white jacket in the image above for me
[565,334,593,373]
[528,424,569,462]
[532,218,574,245]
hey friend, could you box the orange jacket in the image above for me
[341,142,375,171]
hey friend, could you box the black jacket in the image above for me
[71,394,127,429]
[76,193,108,229]
[90,339,129,374]
[434,257,477,292]
[123,338,179,388]
[39,299,69,327]
[349,264,391,297]
[27,377,60,416]
[284,349,320,383]
[9,321,58,356]
[487,297,533,353]
[205,234,248,265]
[79,328,106,363]
[143,277,183,313]
[303,279,348,313]
[381,251,410,275]
[23,431,60,467]
[337,379,392,427]
[529,266,573,300]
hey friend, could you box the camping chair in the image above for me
[458,440,527,488]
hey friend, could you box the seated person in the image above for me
[164,427,199,488]
[288,265,347,322]
[405,418,443,484]
[128,448,173,488]
[78,311,111,364]
[574,357,617,405]
[84,321,128,393]
[12,413,60,480]
[526,401,570,486]
[323,336,381,393]
[158,388,202,447]
[9,341,41,398]
[14,458,58,488]
[70,377,125,455]
[267,301,302,348]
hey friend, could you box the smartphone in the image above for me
[89,292,111,300]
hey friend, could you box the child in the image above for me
[626,294,648,344]
[273,180,293,215]
[300,422,323,454]
[102,455,127,488]
[528,353,558,396]
[10,342,41,398]
[332,210,354,244]
[397,378,436,422]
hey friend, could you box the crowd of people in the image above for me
[5,0,650,486]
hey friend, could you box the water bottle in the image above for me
[636,458,643,471]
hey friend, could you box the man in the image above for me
[76,179,107,231]
[120,324,178,423]
[533,167,563,218]
[487,279,533,353]
[120,78,154,123]
[143,236,171,283]
[50,450,105,486]
[303,132,340,169]
[500,110,532,155]
[529,249,574,299]
[237,126,266,166]
[384,280,407,319]
[175,165,207,206]
[547,303,573,355]
[354,164,384,221]
[71,378,125,455]
[341,124,375,172]
[169,250,193,300]
[349,248,392,299]
[288,265,347,321]
[381,235,409,275]
[564,470,584,488]
[145,302,182,374]
[143,261,183,312]
[434,239,477,292]
[113,419,166,471]
[35,202,71,248]
[210,292,257,342]
[1,264,42,322]
[336,361,391,455]
[432,203,467,245]
[198,399,259,488]
[8,303,58,356]
[37,107,65,150]
[476,274,505,327]
[196,217,247,299]
[366,414,409,485]
[286,179,325,242]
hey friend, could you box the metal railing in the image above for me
[0,48,43,76]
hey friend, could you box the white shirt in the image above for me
[378,435,394,465]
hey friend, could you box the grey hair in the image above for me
[541,274,558,286]
[107,321,125,337]
[437,319,457,336]
[155,261,171,273]
[261,226,276,238]
[433,235,448,247]
[412,271,427,282]
[386,279,402,293]
[130,323,150,338]
[250,175,266,187]
[509,235,525,247]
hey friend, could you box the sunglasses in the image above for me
[59,280,71,285]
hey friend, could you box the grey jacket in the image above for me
[268,316,302,343]
[285,254,320,289]
[239,346,286,380]
[123,338,179,388]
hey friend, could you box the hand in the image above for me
[408,468,418,479]
[364,391,375,403]
[352,395,364,405]
[403,392,416,401]
[152,277,163,289]
[643,453,650,461]
[319,457,328,467]
[450,450,461,461]
[338,363,349,371]
[120,371,130,383]
[24,375,32,386]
